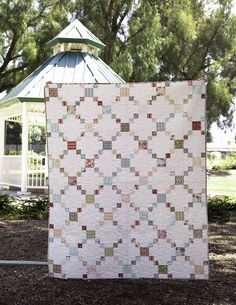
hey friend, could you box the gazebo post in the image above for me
[18,102,30,195]
[0,119,5,189]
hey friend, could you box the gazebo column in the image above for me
[18,102,30,195]
[0,119,5,188]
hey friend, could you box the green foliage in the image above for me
[208,152,236,170]
[0,194,16,216]
[5,150,22,155]
[0,0,236,130]
[0,194,48,220]
[0,0,69,93]
[71,0,236,130]
[208,195,236,222]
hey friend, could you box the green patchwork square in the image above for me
[175,211,184,221]
[86,194,95,204]
[158,265,168,274]
[52,159,60,168]
[105,247,114,256]
[174,140,184,149]
[86,230,96,239]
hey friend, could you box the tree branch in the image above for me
[0,65,26,78]
[191,23,221,79]
[117,25,147,56]
[27,3,52,27]
[0,30,18,73]
[108,0,115,19]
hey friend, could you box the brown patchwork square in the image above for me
[69,212,78,221]
[85,159,95,168]
[53,264,62,273]
[49,88,58,97]
[140,247,149,256]
[68,176,77,185]
[121,123,130,132]
[139,140,148,149]
[194,265,204,274]
[175,176,184,185]
[193,229,202,238]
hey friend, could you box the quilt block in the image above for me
[45,81,208,279]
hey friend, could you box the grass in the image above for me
[207,170,236,198]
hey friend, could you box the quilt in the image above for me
[45,81,208,279]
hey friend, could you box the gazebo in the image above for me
[0,19,124,194]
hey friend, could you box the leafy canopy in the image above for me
[0,0,236,129]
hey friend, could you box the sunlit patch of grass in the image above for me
[207,170,236,199]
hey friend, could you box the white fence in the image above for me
[0,155,48,189]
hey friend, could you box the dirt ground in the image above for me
[0,219,235,305]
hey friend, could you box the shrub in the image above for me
[17,196,49,220]
[208,195,236,222]
[0,194,17,217]
[0,194,48,220]
[208,152,236,171]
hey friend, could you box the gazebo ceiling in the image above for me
[0,19,124,107]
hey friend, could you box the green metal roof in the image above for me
[48,19,106,49]
[0,52,124,106]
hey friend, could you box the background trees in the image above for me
[0,0,236,131]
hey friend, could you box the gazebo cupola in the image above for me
[48,19,106,57]
[0,19,124,194]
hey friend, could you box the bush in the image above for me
[208,195,236,222]
[0,194,17,217]
[208,152,236,171]
[0,194,48,220]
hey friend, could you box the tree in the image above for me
[0,0,235,131]
[71,0,236,130]
[151,0,236,130]
[0,0,69,93]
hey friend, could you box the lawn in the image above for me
[207,170,236,198]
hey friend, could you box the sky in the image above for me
[210,0,236,146]
[232,0,236,14]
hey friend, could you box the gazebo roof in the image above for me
[48,19,106,50]
[0,19,124,107]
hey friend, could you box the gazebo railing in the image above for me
[27,155,48,189]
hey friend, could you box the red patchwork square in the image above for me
[67,141,76,150]
[192,121,201,130]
